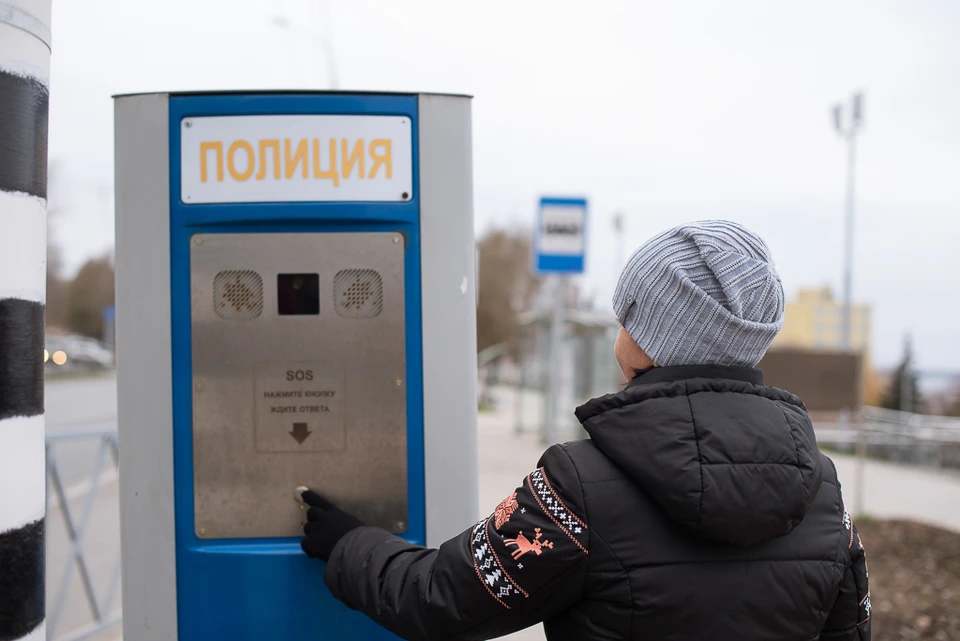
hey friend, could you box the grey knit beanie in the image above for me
[613,220,784,367]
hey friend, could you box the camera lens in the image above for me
[277,273,319,315]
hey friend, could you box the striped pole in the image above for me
[0,2,51,641]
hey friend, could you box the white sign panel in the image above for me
[539,204,586,255]
[253,361,345,453]
[180,115,413,204]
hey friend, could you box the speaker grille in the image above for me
[334,269,384,318]
[213,270,264,320]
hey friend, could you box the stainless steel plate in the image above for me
[190,232,407,539]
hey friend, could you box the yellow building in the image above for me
[772,287,880,404]
[775,287,871,352]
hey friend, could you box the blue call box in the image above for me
[114,92,479,640]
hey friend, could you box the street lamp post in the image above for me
[899,333,914,414]
[612,211,625,283]
[832,92,865,351]
[272,9,339,90]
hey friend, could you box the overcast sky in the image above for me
[46,0,960,371]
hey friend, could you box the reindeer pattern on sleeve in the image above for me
[469,467,589,609]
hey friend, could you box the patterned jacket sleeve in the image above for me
[324,445,589,641]
[820,513,871,640]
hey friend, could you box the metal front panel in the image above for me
[190,232,407,539]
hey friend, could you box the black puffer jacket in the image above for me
[325,366,871,640]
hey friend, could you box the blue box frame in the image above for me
[167,93,423,641]
[534,196,588,274]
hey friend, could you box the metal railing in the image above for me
[815,407,960,464]
[46,424,122,641]
[814,407,960,517]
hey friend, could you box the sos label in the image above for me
[286,369,314,381]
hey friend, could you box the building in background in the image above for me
[775,287,871,351]
[771,287,879,405]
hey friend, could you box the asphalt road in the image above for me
[46,373,118,488]
[45,373,121,641]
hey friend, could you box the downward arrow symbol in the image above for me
[290,422,311,444]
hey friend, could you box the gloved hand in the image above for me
[300,489,365,562]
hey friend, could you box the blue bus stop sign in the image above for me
[534,197,588,274]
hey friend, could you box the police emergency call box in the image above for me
[114,92,479,641]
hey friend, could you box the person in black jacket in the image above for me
[301,220,872,641]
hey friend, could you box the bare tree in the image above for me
[476,226,540,352]
[66,254,114,339]
[45,160,69,330]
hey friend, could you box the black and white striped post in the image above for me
[0,1,51,640]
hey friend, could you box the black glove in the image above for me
[300,489,365,561]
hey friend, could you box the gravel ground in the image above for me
[858,519,960,640]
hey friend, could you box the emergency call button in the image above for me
[254,361,345,452]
